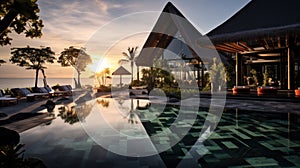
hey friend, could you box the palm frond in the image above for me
[118,59,129,64]
[122,52,130,59]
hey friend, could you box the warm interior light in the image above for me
[258,53,281,57]
[253,47,265,50]
[251,59,280,63]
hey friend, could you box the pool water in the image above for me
[149,108,300,167]
[20,98,300,167]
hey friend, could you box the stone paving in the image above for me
[204,97,300,113]
[148,95,300,114]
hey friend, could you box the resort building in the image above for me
[136,0,300,90]
[207,0,300,90]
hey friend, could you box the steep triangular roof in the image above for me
[162,2,184,18]
[112,66,131,75]
[207,0,300,42]
[136,2,219,67]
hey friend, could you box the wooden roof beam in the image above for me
[215,47,236,53]
[277,36,281,48]
[238,42,254,51]
[215,45,241,53]
[263,38,270,50]
[241,47,285,55]
[218,44,241,52]
[295,34,299,44]
[222,43,245,52]
[226,42,248,51]
[270,37,276,49]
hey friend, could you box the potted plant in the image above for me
[295,87,300,96]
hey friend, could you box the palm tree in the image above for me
[103,68,111,85]
[119,47,139,82]
[95,68,110,86]
[209,57,226,92]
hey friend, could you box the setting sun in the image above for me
[89,57,110,73]
[97,58,109,72]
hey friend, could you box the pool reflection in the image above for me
[18,98,300,168]
[57,102,94,124]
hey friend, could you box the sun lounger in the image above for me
[57,85,73,96]
[32,87,62,97]
[11,88,49,102]
[46,85,73,97]
[130,87,148,95]
[32,87,50,94]
[41,86,66,97]
[0,90,18,106]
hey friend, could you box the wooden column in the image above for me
[280,52,286,89]
[197,62,200,88]
[201,61,205,88]
[235,53,242,86]
[287,46,295,90]
[288,47,291,89]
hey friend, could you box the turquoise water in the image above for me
[18,98,300,167]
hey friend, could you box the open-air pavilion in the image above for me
[206,0,300,90]
[112,66,131,87]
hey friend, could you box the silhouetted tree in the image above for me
[58,46,92,88]
[0,0,43,46]
[10,46,55,88]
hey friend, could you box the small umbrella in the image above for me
[112,66,131,87]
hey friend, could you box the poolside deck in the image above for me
[2,113,54,133]
[131,89,300,113]
[0,96,72,133]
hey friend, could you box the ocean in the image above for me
[0,77,131,89]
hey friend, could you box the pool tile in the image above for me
[245,157,279,167]
[229,129,251,139]
[222,141,238,149]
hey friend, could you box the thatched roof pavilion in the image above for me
[135,2,222,88]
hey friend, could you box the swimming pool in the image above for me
[19,98,300,167]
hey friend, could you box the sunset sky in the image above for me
[0,0,250,78]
